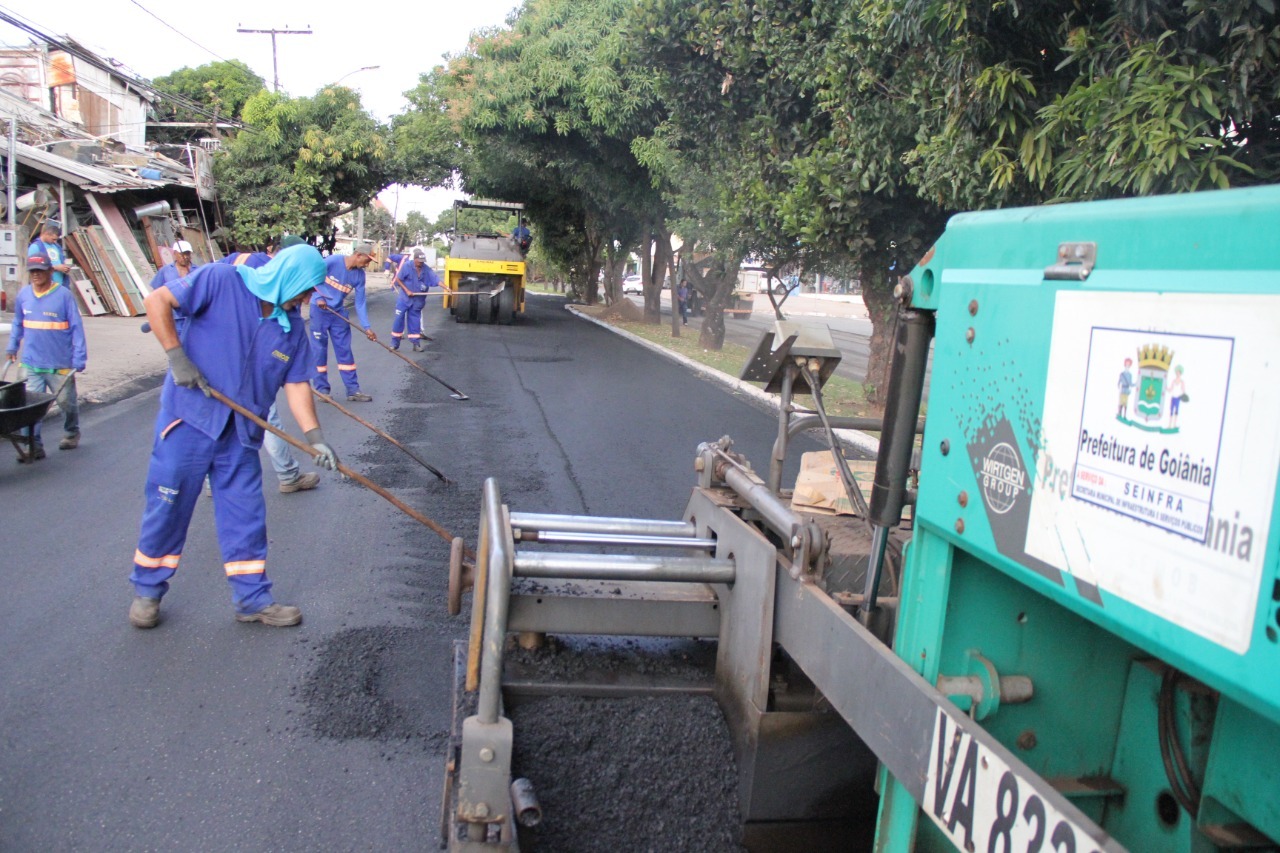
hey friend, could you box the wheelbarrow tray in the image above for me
[0,391,55,436]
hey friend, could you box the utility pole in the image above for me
[236,25,312,93]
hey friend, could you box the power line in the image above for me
[126,0,230,64]
[236,25,311,93]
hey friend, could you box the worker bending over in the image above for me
[390,248,438,352]
[311,240,377,402]
[128,244,339,630]
[219,236,320,494]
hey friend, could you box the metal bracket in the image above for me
[1044,242,1097,281]
[455,716,514,830]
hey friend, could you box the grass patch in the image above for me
[606,315,874,418]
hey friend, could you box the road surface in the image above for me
[0,288,820,849]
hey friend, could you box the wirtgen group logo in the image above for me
[980,442,1026,515]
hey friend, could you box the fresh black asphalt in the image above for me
[0,289,818,850]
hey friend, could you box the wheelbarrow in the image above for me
[0,363,62,463]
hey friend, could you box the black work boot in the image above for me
[235,603,302,627]
[129,596,160,629]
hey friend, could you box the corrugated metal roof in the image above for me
[12,139,162,192]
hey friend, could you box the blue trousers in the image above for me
[23,370,78,444]
[129,415,275,614]
[391,294,424,348]
[311,309,360,395]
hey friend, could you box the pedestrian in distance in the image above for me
[27,219,71,288]
[677,280,690,325]
[311,239,378,402]
[150,240,198,289]
[216,235,320,494]
[5,251,87,458]
[391,248,438,352]
[127,244,339,630]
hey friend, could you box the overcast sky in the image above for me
[0,0,521,219]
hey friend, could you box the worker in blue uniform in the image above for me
[27,220,72,287]
[215,236,320,494]
[127,244,339,630]
[311,239,377,402]
[5,251,87,458]
[390,248,438,352]
[511,222,531,255]
[383,252,404,275]
[149,240,197,289]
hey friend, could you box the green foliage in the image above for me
[214,87,392,247]
[344,206,393,242]
[396,211,435,248]
[404,0,668,300]
[150,61,266,144]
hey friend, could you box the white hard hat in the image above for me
[172,240,194,253]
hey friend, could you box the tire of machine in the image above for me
[454,279,476,324]
[496,283,518,325]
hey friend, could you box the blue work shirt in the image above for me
[160,265,312,449]
[384,253,404,273]
[149,262,202,289]
[394,258,439,295]
[311,254,371,329]
[219,252,272,268]
[27,239,67,286]
[6,282,86,371]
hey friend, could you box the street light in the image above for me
[334,65,380,86]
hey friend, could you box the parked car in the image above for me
[769,276,801,297]
[622,274,644,295]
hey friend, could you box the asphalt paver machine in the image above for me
[443,187,1280,851]
[444,199,527,325]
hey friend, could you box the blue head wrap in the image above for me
[233,244,325,332]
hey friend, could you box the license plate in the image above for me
[922,708,1105,853]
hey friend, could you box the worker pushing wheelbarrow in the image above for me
[4,248,87,462]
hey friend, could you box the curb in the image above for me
[566,304,880,457]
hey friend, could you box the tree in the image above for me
[394,210,435,248]
[406,0,669,308]
[213,86,392,248]
[343,205,393,242]
[150,61,265,144]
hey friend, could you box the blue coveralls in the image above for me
[129,263,314,614]
[149,260,202,290]
[310,254,370,396]
[5,282,87,443]
[27,239,67,287]
[391,258,438,348]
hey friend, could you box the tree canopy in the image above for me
[213,86,392,248]
[150,60,266,144]
[389,0,1280,389]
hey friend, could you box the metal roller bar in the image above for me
[516,530,717,550]
[478,479,513,726]
[723,465,801,541]
[510,511,696,538]
[513,552,736,584]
